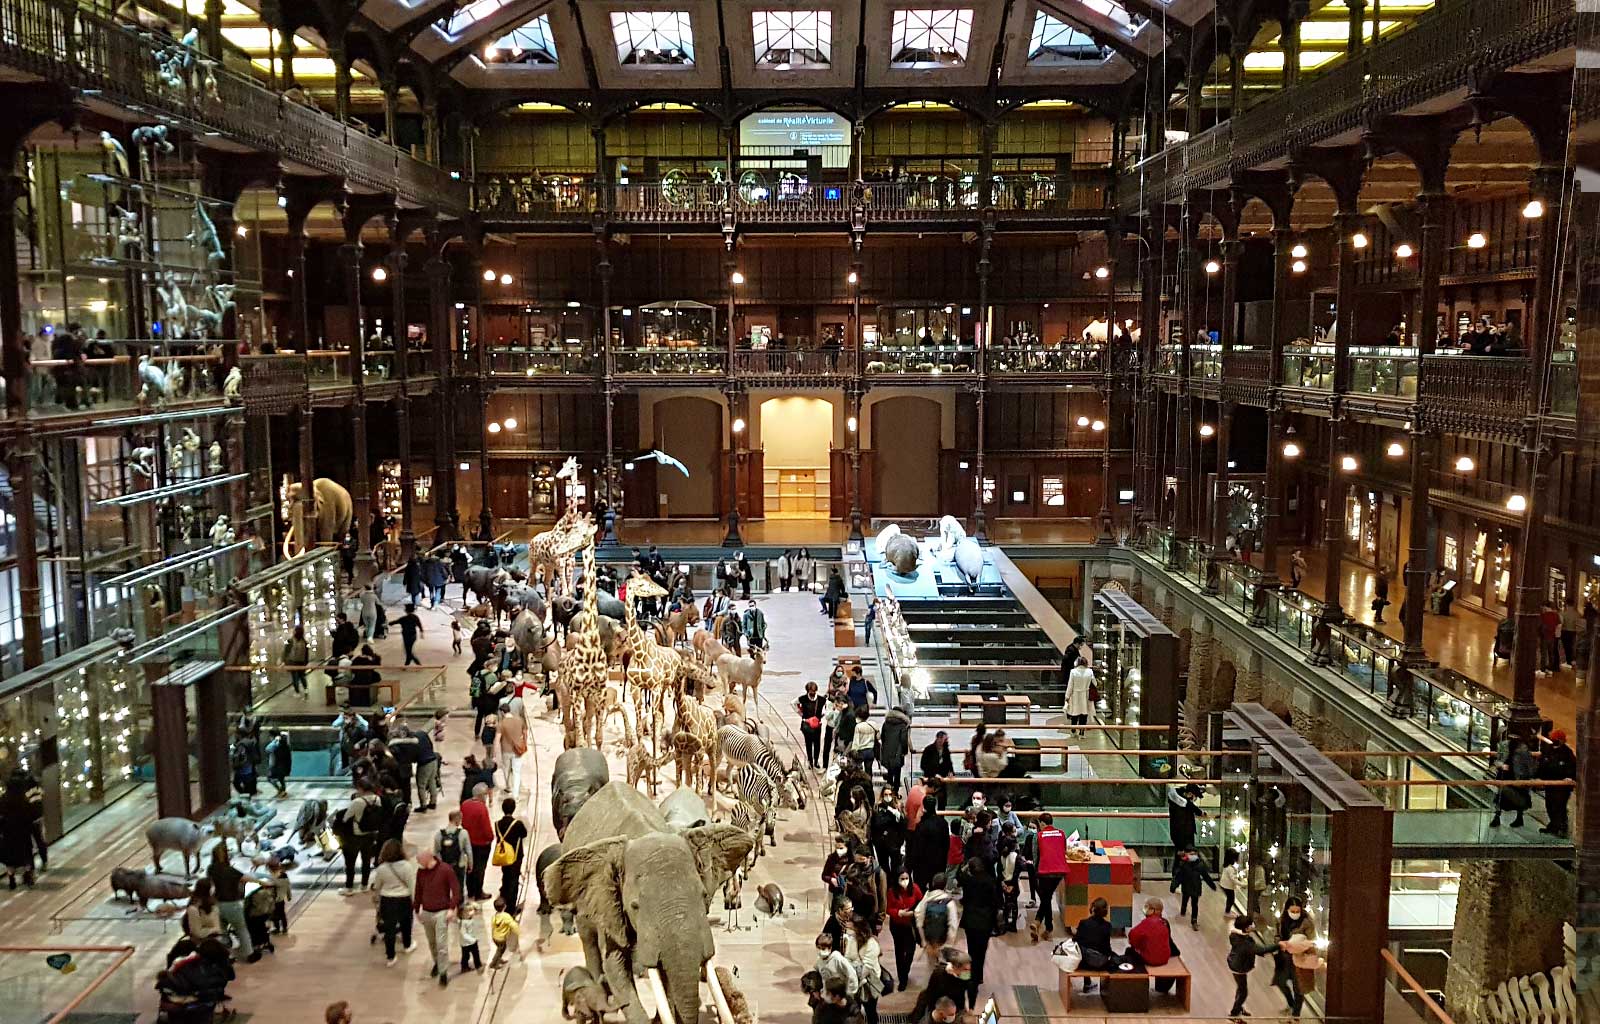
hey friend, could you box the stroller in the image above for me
[157,938,235,1022]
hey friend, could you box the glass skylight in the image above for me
[447,0,511,38]
[751,10,832,69]
[1028,11,1108,64]
[889,8,974,69]
[1073,0,1145,31]
[483,13,557,65]
[611,11,695,66]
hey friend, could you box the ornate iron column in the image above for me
[386,217,416,560]
[1097,228,1120,544]
[1261,220,1295,582]
[338,239,373,576]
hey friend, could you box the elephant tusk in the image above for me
[704,958,737,1024]
[645,968,675,1024]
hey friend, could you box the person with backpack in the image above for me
[264,729,292,798]
[1169,846,1217,930]
[913,872,962,965]
[493,796,530,913]
[243,878,277,957]
[435,809,474,897]
[337,779,384,896]
[232,741,259,796]
[370,839,417,965]
[283,625,310,697]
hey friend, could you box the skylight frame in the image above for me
[1027,10,1109,64]
[610,10,697,67]
[483,12,559,65]
[751,10,833,69]
[889,8,975,70]
[446,0,513,39]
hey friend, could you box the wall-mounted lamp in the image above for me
[1351,232,1368,249]
[1386,441,1405,458]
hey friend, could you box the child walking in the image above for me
[1227,915,1286,1017]
[459,899,483,972]
[268,858,291,934]
[480,713,498,762]
[1169,846,1217,930]
[1218,849,1243,919]
[432,708,448,745]
[489,897,521,968]
[451,618,463,656]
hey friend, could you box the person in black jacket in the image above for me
[908,950,970,1022]
[906,805,950,892]
[879,704,912,792]
[1226,915,1285,1016]
[1166,784,1205,867]
[919,734,954,810]
[869,787,908,877]
[1537,729,1577,837]
[957,856,1001,1008]
[1168,847,1217,930]
[1074,897,1115,992]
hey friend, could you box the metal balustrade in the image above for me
[862,345,975,375]
[21,351,222,416]
[612,347,727,376]
[1419,354,1531,423]
[986,344,1106,374]
[731,350,847,376]
[0,0,466,213]
[1549,357,1577,416]
[488,348,598,377]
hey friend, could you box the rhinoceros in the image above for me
[110,867,191,909]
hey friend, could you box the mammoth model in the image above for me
[883,532,921,576]
[543,782,755,1024]
[281,477,353,557]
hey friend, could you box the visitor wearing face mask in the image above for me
[921,995,961,1024]
[870,788,907,878]
[885,870,923,991]
[1168,845,1217,930]
[1277,896,1319,1013]
[909,948,970,1022]
[823,836,852,894]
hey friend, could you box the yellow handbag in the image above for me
[490,821,516,867]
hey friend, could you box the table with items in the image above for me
[1057,839,1140,931]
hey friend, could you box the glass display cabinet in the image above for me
[1089,587,1179,775]
[613,301,723,375]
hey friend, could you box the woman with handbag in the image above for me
[885,871,922,991]
[844,914,886,1024]
[798,682,827,769]
[492,797,529,913]
[1489,738,1535,828]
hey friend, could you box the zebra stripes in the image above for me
[717,725,785,783]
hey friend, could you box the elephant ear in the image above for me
[544,838,629,947]
[682,824,755,901]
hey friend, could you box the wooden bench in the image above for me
[325,680,400,708]
[1059,959,1191,1012]
[956,693,1033,723]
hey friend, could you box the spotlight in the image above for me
[732,417,746,433]
[1204,259,1221,274]
[1394,243,1414,259]
[1198,423,1215,438]
[1386,441,1405,458]
[730,271,745,285]
[1291,244,1308,259]
[1094,266,1110,280]
[458,462,469,471]
[1091,420,1105,432]
[847,271,858,284]
[483,268,496,282]
[1506,493,1527,512]
[1351,232,1368,249]
[847,416,858,432]
[484,45,496,60]
[487,422,502,434]
[1283,440,1302,459]
[1523,199,1545,219]
[1455,455,1475,472]
[1467,232,1487,249]
[1076,415,1091,428]
[500,273,513,285]
[235,224,248,238]
[624,462,635,471]
[370,265,387,282]
[1292,260,1307,274]
[503,418,517,429]
[1340,455,1358,472]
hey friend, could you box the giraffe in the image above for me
[672,678,721,796]
[530,506,595,596]
[622,586,681,755]
[619,702,672,795]
[556,542,609,750]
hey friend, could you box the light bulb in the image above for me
[1283,441,1302,459]
[1351,232,1368,249]
[847,271,858,284]
[483,268,496,281]
[1076,416,1091,428]
[730,271,745,285]
[1340,455,1358,472]
[1455,455,1475,472]
[459,462,470,471]
[487,422,501,433]
[1292,260,1307,274]
[370,265,387,282]
[1395,243,1414,259]
[1467,232,1487,249]
[1506,494,1527,512]
[1092,420,1105,432]
[1199,423,1215,438]
[235,224,248,238]
[1523,199,1544,219]
[1291,243,1308,259]
[500,273,513,285]
[731,417,746,433]
[1094,266,1110,279]
[1386,441,1405,458]
[847,416,858,432]
[484,45,496,60]
[1204,259,1220,274]
[503,418,517,429]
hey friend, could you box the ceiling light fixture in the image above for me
[1386,441,1405,458]
[483,268,496,282]
[1467,232,1487,249]
[1282,426,1302,459]
[1351,232,1368,249]
[503,418,517,430]
[1076,415,1091,427]
[370,265,387,282]
[1291,243,1308,259]
[1523,199,1545,219]
[500,273,513,285]
[487,421,502,434]
[1394,243,1414,259]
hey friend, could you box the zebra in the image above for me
[731,764,780,856]
[716,724,792,793]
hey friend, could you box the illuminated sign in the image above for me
[738,111,849,148]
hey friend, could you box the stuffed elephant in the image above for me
[536,842,578,933]
[552,748,610,839]
[884,532,920,575]
[544,783,754,1024]
[658,788,710,832]
[283,477,353,554]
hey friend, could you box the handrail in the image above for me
[1381,949,1456,1024]
[0,945,138,1024]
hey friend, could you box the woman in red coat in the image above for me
[1030,813,1066,941]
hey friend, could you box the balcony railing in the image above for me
[732,350,847,376]
[1549,356,1577,417]
[489,349,598,377]
[306,350,402,388]
[1154,344,1181,376]
[1281,346,1419,397]
[986,344,1106,374]
[612,347,726,376]
[17,351,223,417]
[1116,0,1574,209]
[0,0,467,213]
[1192,344,1221,379]
[1419,353,1531,422]
[863,346,976,375]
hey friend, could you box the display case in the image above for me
[1089,587,1179,774]
[612,301,723,374]
[238,547,339,708]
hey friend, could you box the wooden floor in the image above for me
[0,555,1418,1024]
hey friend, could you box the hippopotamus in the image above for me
[146,817,211,874]
[884,532,921,575]
[551,748,610,838]
[110,867,191,909]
